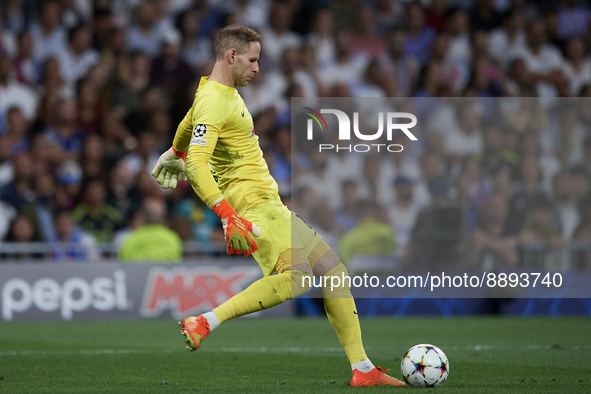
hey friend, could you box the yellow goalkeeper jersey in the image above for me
[173,76,280,216]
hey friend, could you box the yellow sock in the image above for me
[322,263,368,366]
[213,269,311,323]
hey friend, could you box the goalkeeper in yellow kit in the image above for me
[151,25,404,387]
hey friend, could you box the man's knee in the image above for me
[312,249,342,277]
[287,267,313,298]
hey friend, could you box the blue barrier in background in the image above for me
[296,298,591,317]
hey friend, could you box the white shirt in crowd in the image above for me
[58,47,100,86]
[562,59,591,96]
[488,28,526,66]
[259,27,301,68]
[30,24,67,62]
[555,203,580,241]
[319,55,369,89]
[0,79,38,121]
[506,44,565,97]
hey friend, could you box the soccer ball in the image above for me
[400,344,449,388]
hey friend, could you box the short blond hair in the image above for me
[213,24,261,59]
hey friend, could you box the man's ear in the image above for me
[228,48,237,64]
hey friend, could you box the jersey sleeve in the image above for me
[178,95,231,208]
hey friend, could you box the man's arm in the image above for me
[172,108,194,153]
[184,130,223,207]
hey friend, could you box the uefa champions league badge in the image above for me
[193,124,208,138]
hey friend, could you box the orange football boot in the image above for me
[351,366,406,387]
[179,315,210,351]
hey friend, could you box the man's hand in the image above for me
[212,198,261,257]
[151,147,188,189]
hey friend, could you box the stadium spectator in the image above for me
[172,191,219,243]
[59,25,99,87]
[126,1,165,58]
[472,192,518,268]
[320,29,368,90]
[488,7,525,66]
[552,171,580,241]
[557,0,590,39]
[0,186,17,241]
[469,0,502,32]
[307,201,341,251]
[505,157,547,235]
[350,7,385,58]
[378,27,419,96]
[5,214,38,259]
[335,180,361,233]
[112,206,147,248]
[404,2,436,65]
[20,171,58,242]
[71,178,122,242]
[518,195,565,252]
[76,79,103,135]
[39,56,73,99]
[118,196,182,262]
[111,50,151,112]
[176,9,212,70]
[0,53,37,120]
[338,203,395,266]
[149,27,194,113]
[3,106,29,155]
[1,0,29,35]
[477,124,517,178]
[307,7,336,68]
[44,98,85,161]
[92,8,113,52]
[562,36,591,96]
[79,133,105,180]
[120,131,160,179]
[259,2,300,68]
[445,7,471,65]
[123,85,169,136]
[387,176,423,258]
[100,27,131,86]
[50,209,100,262]
[425,0,447,34]
[404,177,472,270]
[506,20,565,98]
[54,159,82,210]
[443,101,483,158]
[0,150,34,210]
[428,33,468,93]
[0,6,16,56]
[13,31,37,86]
[30,0,67,62]
[573,196,591,243]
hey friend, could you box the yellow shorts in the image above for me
[242,200,330,276]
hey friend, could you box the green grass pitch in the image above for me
[0,316,589,393]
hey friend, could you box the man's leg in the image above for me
[180,249,312,351]
[310,248,369,368]
[310,246,405,387]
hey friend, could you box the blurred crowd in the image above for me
[292,97,591,271]
[0,0,591,265]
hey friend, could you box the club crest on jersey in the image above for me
[193,124,208,138]
[249,126,256,139]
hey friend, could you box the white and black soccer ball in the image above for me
[400,344,449,388]
[193,124,208,137]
